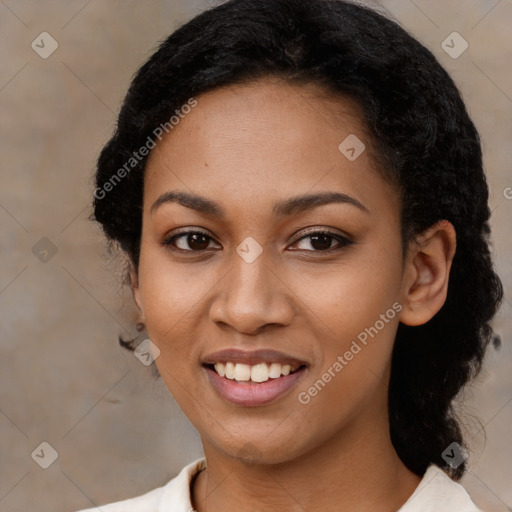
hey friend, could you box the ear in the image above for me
[399,220,456,326]
[129,263,145,319]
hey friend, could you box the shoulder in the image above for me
[74,458,206,512]
[399,464,482,512]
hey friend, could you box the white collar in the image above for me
[157,458,480,512]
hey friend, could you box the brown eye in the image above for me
[185,233,210,251]
[290,230,352,252]
[309,234,334,251]
[163,231,219,252]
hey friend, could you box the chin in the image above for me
[204,428,315,466]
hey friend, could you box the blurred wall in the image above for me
[0,1,510,510]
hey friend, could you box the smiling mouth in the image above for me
[205,362,306,383]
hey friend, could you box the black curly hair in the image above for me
[92,0,503,480]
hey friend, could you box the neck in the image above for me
[192,411,421,512]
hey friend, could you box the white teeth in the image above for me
[268,363,282,379]
[212,361,300,382]
[250,363,269,383]
[234,363,251,381]
[214,362,225,377]
[225,362,235,379]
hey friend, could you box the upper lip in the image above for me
[202,348,309,367]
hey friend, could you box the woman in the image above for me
[79,0,503,510]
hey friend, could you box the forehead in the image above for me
[144,78,398,221]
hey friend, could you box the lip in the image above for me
[202,348,308,367]
[204,364,307,406]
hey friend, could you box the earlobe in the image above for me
[130,264,144,318]
[399,220,456,326]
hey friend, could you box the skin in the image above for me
[131,78,456,512]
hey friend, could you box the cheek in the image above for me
[290,241,403,337]
[138,256,208,416]
[138,243,206,333]
[292,270,400,444]
[136,248,205,376]
[288,242,402,408]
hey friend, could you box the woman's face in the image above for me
[135,79,407,463]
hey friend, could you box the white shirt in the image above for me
[76,458,482,511]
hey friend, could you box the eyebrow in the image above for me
[273,191,369,216]
[151,191,221,216]
[150,190,369,217]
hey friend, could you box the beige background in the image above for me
[0,0,510,510]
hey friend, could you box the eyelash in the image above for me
[292,229,354,252]
[162,228,353,254]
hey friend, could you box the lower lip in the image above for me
[204,366,306,406]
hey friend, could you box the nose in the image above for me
[209,251,295,335]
